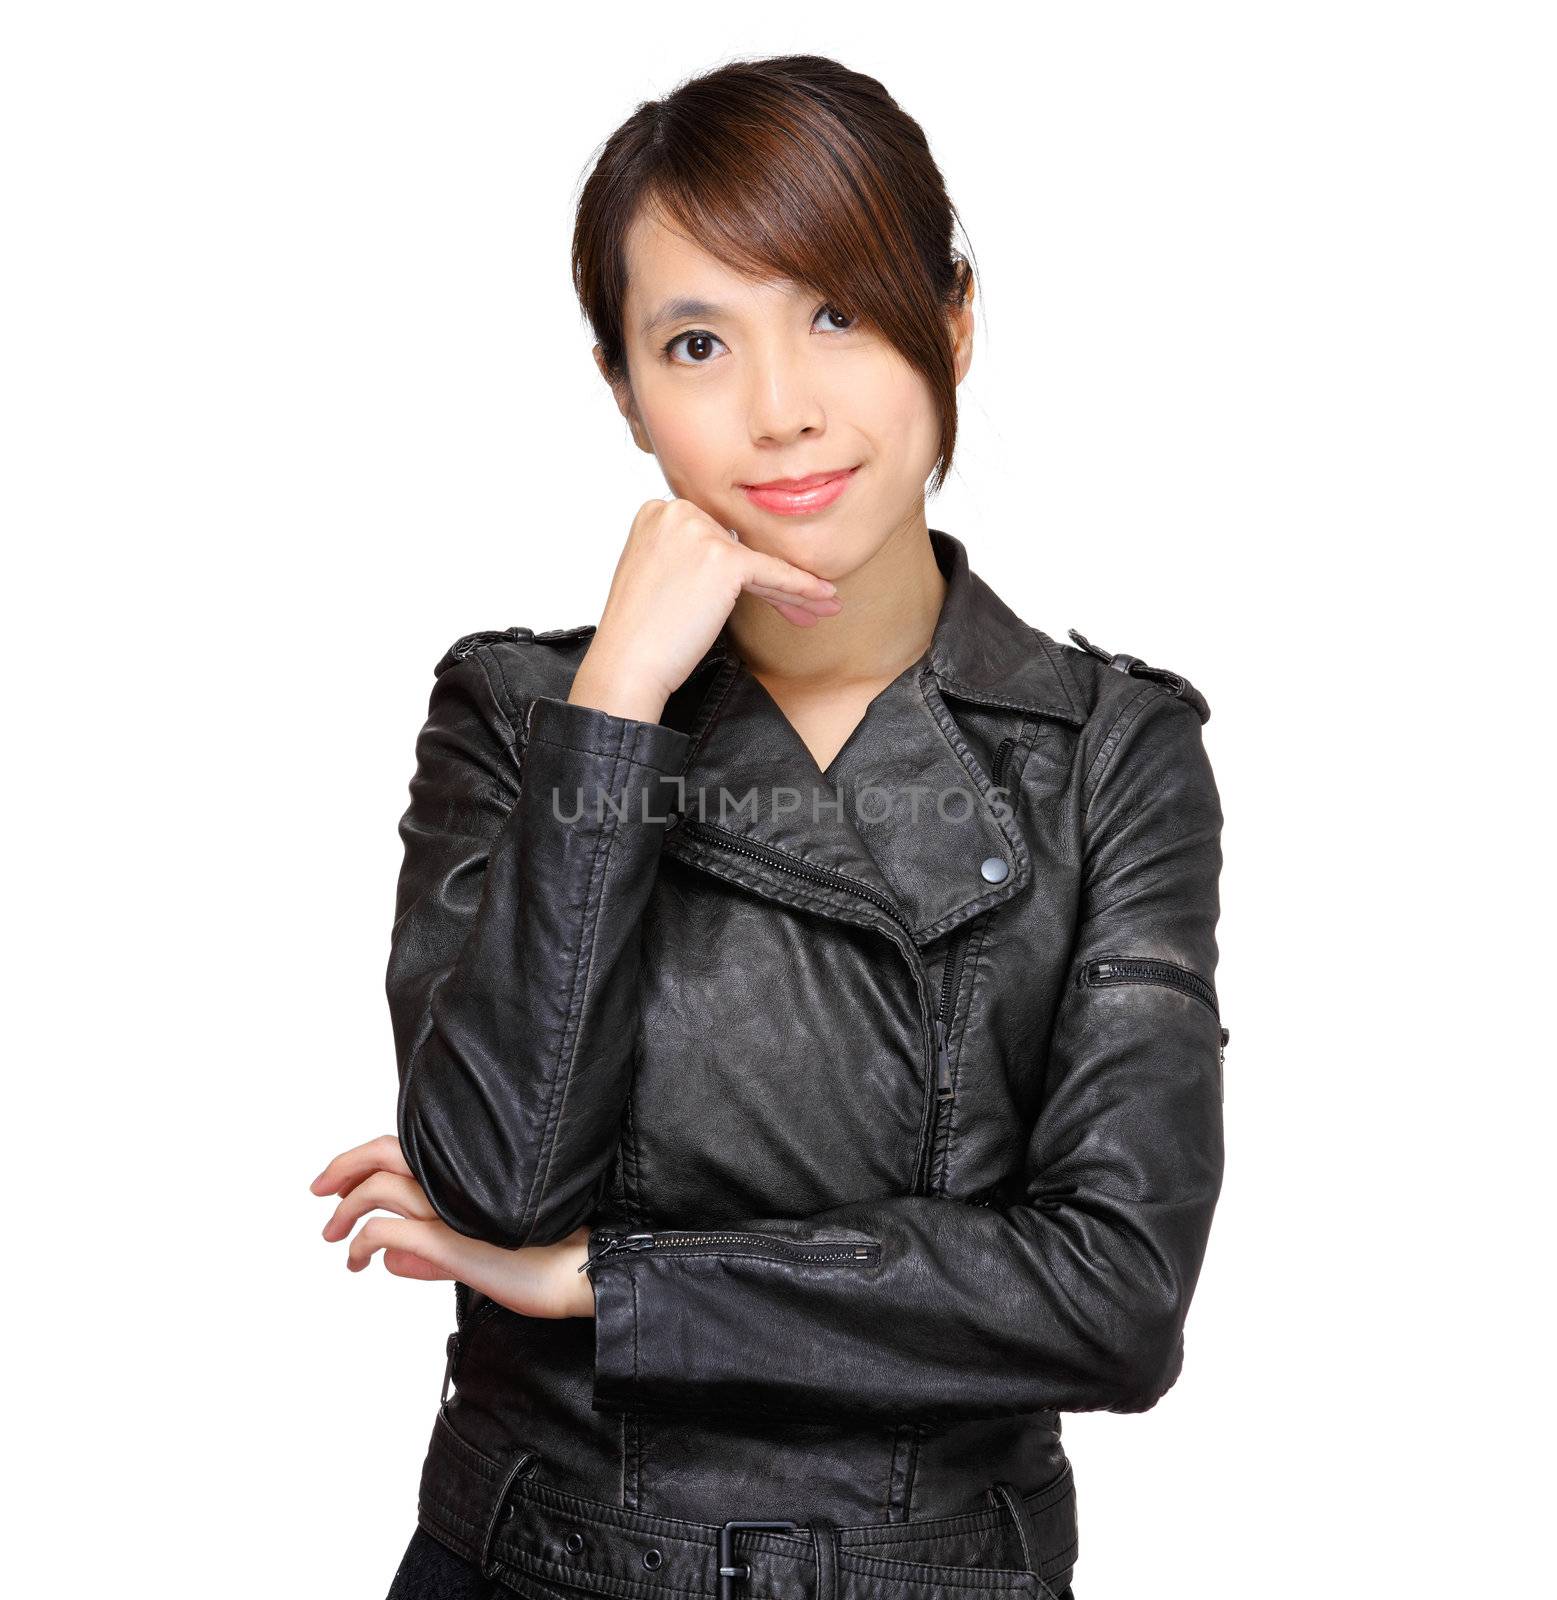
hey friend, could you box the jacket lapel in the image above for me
[660,529,1086,951]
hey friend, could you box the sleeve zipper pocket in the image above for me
[1078,955,1230,1091]
[1079,955,1218,1017]
[580,1229,881,1272]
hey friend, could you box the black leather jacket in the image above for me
[386,527,1225,1599]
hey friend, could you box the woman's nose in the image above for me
[745,349,826,444]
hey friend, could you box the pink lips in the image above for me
[740,465,860,515]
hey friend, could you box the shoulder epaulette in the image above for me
[435,623,598,676]
[1066,628,1211,724]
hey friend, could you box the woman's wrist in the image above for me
[563,1237,598,1317]
[568,649,671,726]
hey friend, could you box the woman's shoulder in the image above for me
[421,621,599,743]
[433,622,598,678]
[1058,625,1213,727]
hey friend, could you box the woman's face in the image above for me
[599,204,972,583]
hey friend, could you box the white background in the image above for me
[5,4,1551,1594]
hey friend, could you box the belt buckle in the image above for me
[718,1518,798,1599]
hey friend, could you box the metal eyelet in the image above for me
[565,1531,584,1553]
[643,1548,664,1570]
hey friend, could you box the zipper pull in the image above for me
[934,1018,954,1100]
[578,1230,655,1272]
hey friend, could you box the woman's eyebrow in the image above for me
[641,296,724,336]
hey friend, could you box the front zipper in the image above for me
[928,736,1019,1184]
[674,815,942,1194]
[676,736,1022,1199]
[580,1227,881,1271]
[678,816,920,945]
[1078,955,1219,1017]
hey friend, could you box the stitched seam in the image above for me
[900,1420,922,1519]
[516,718,630,1245]
[431,1407,505,1480]
[933,674,1082,724]
[676,815,906,924]
[471,642,531,755]
[886,1425,909,1520]
[528,730,679,770]
[1081,681,1159,825]
[944,913,996,1167]
[843,1464,1074,1545]
[839,1547,1065,1585]
[1028,626,1085,719]
[468,644,524,756]
[630,1267,640,1401]
[920,673,1033,881]
[1085,694,1204,900]
[683,656,741,760]
[909,674,1032,938]
[621,1067,646,1220]
[422,1499,663,1600]
[662,848,895,941]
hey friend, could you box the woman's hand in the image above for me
[310,1135,597,1319]
[568,496,843,724]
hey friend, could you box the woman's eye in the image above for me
[664,330,727,365]
[815,303,856,332]
[663,307,854,364]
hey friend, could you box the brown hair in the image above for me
[571,54,976,494]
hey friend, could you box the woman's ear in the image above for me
[949,264,976,386]
[594,343,654,454]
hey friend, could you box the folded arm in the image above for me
[582,688,1225,1424]
[387,642,688,1250]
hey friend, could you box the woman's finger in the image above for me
[348,1214,467,1275]
[347,1216,534,1310]
[730,544,839,601]
[759,596,830,628]
[744,583,843,613]
[309,1133,411,1197]
[321,1169,435,1241]
[382,1247,452,1282]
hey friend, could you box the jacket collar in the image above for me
[661,528,1085,950]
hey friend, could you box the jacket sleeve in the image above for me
[386,641,689,1249]
[583,688,1224,1424]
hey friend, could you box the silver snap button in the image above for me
[643,1549,664,1570]
[980,856,1009,883]
[565,1532,584,1554]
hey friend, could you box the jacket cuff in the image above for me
[587,1234,640,1407]
[525,694,690,777]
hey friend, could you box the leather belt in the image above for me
[415,1405,1078,1599]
